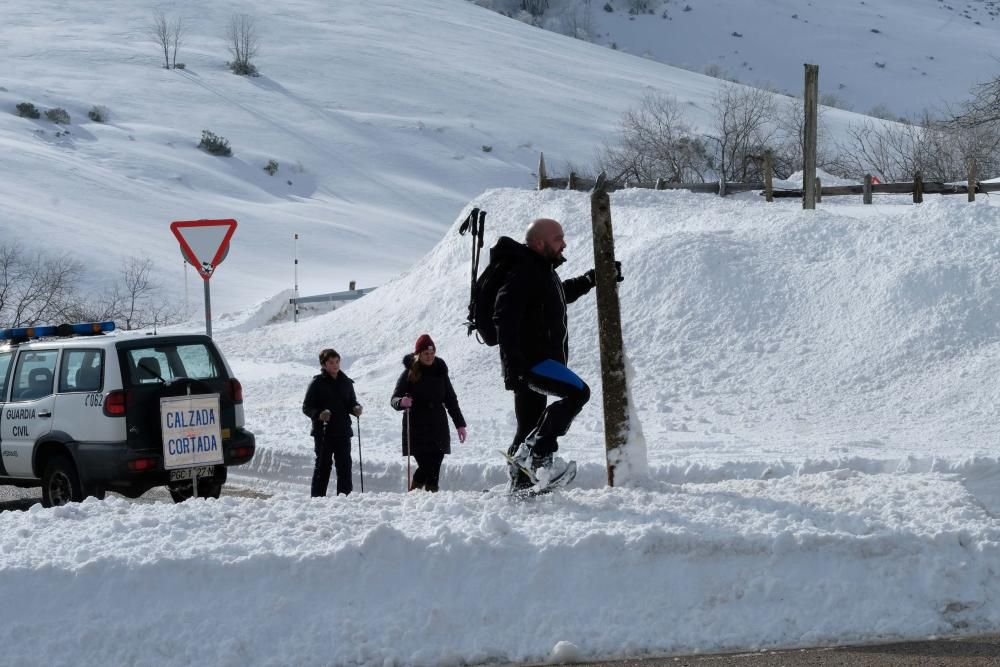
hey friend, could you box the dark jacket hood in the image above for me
[492,235,564,268]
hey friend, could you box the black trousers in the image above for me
[410,449,445,491]
[508,360,591,458]
[312,434,353,497]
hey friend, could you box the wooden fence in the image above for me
[536,153,998,204]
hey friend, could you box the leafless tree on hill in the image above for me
[227,13,260,75]
[599,92,712,185]
[710,85,777,183]
[151,11,185,69]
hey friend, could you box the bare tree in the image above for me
[171,15,185,68]
[227,13,260,76]
[0,243,82,327]
[710,85,778,182]
[65,257,181,331]
[520,0,549,16]
[151,11,185,69]
[829,119,921,182]
[599,92,713,185]
[152,10,171,69]
[953,77,1000,128]
[772,96,834,178]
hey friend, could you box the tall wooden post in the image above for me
[913,171,923,204]
[969,161,977,202]
[590,173,629,487]
[803,64,819,210]
[764,150,774,202]
[863,175,873,205]
[537,152,548,190]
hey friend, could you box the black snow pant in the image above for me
[312,434,353,497]
[508,359,591,459]
[410,449,445,492]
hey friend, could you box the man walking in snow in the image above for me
[493,217,616,490]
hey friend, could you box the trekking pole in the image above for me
[355,415,364,493]
[405,407,412,491]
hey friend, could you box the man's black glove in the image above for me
[584,261,624,286]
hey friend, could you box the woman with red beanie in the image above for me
[390,334,467,491]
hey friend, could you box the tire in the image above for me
[42,455,85,508]
[168,476,224,503]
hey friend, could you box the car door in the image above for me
[0,350,14,476]
[53,348,113,442]
[1,349,58,478]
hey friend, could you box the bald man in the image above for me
[492,218,602,490]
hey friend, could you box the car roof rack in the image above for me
[0,321,115,345]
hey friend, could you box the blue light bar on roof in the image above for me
[0,321,114,341]
[56,321,115,336]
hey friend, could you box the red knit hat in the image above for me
[414,333,435,354]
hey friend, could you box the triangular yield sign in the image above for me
[170,219,238,279]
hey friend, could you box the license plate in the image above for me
[169,466,215,481]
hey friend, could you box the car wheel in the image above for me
[42,455,84,507]
[168,477,224,503]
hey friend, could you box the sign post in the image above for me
[170,219,238,337]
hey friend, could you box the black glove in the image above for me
[584,261,624,285]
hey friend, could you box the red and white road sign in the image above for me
[170,219,237,280]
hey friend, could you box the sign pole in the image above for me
[203,274,213,337]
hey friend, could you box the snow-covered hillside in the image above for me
[3,0,872,313]
[487,0,1000,119]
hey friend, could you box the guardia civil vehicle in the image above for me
[0,322,255,507]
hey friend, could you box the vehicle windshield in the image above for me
[124,343,223,385]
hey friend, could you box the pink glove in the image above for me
[399,396,413,409]
[457,426,467,443]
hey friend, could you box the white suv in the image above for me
[0,322,255,507]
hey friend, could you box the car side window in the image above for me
[11,349,58,401]
[0,351,12,400]
[59,349,104,393]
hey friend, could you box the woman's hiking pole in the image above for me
[405,407,412,491]
[355,415,364,493]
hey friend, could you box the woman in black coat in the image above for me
[390,334,467,492]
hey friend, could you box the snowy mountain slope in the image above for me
[3,0,871,312]
[512,0,1000,118]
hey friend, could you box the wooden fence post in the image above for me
[803,64,819,210]
[537,152,548,190]
[590,172,630,487]
[863,175,873,204]
[655,178,665,190]
[913,171,923,204]
[568,172,577,190]
[815,177,822,203]
[764,150,773,202]
[969,162,977,203]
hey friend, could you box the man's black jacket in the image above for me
[492,237,594,388]
[302,369,360,439]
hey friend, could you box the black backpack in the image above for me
[460,208,513,346]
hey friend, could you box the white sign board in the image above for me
[160,394,224,470]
